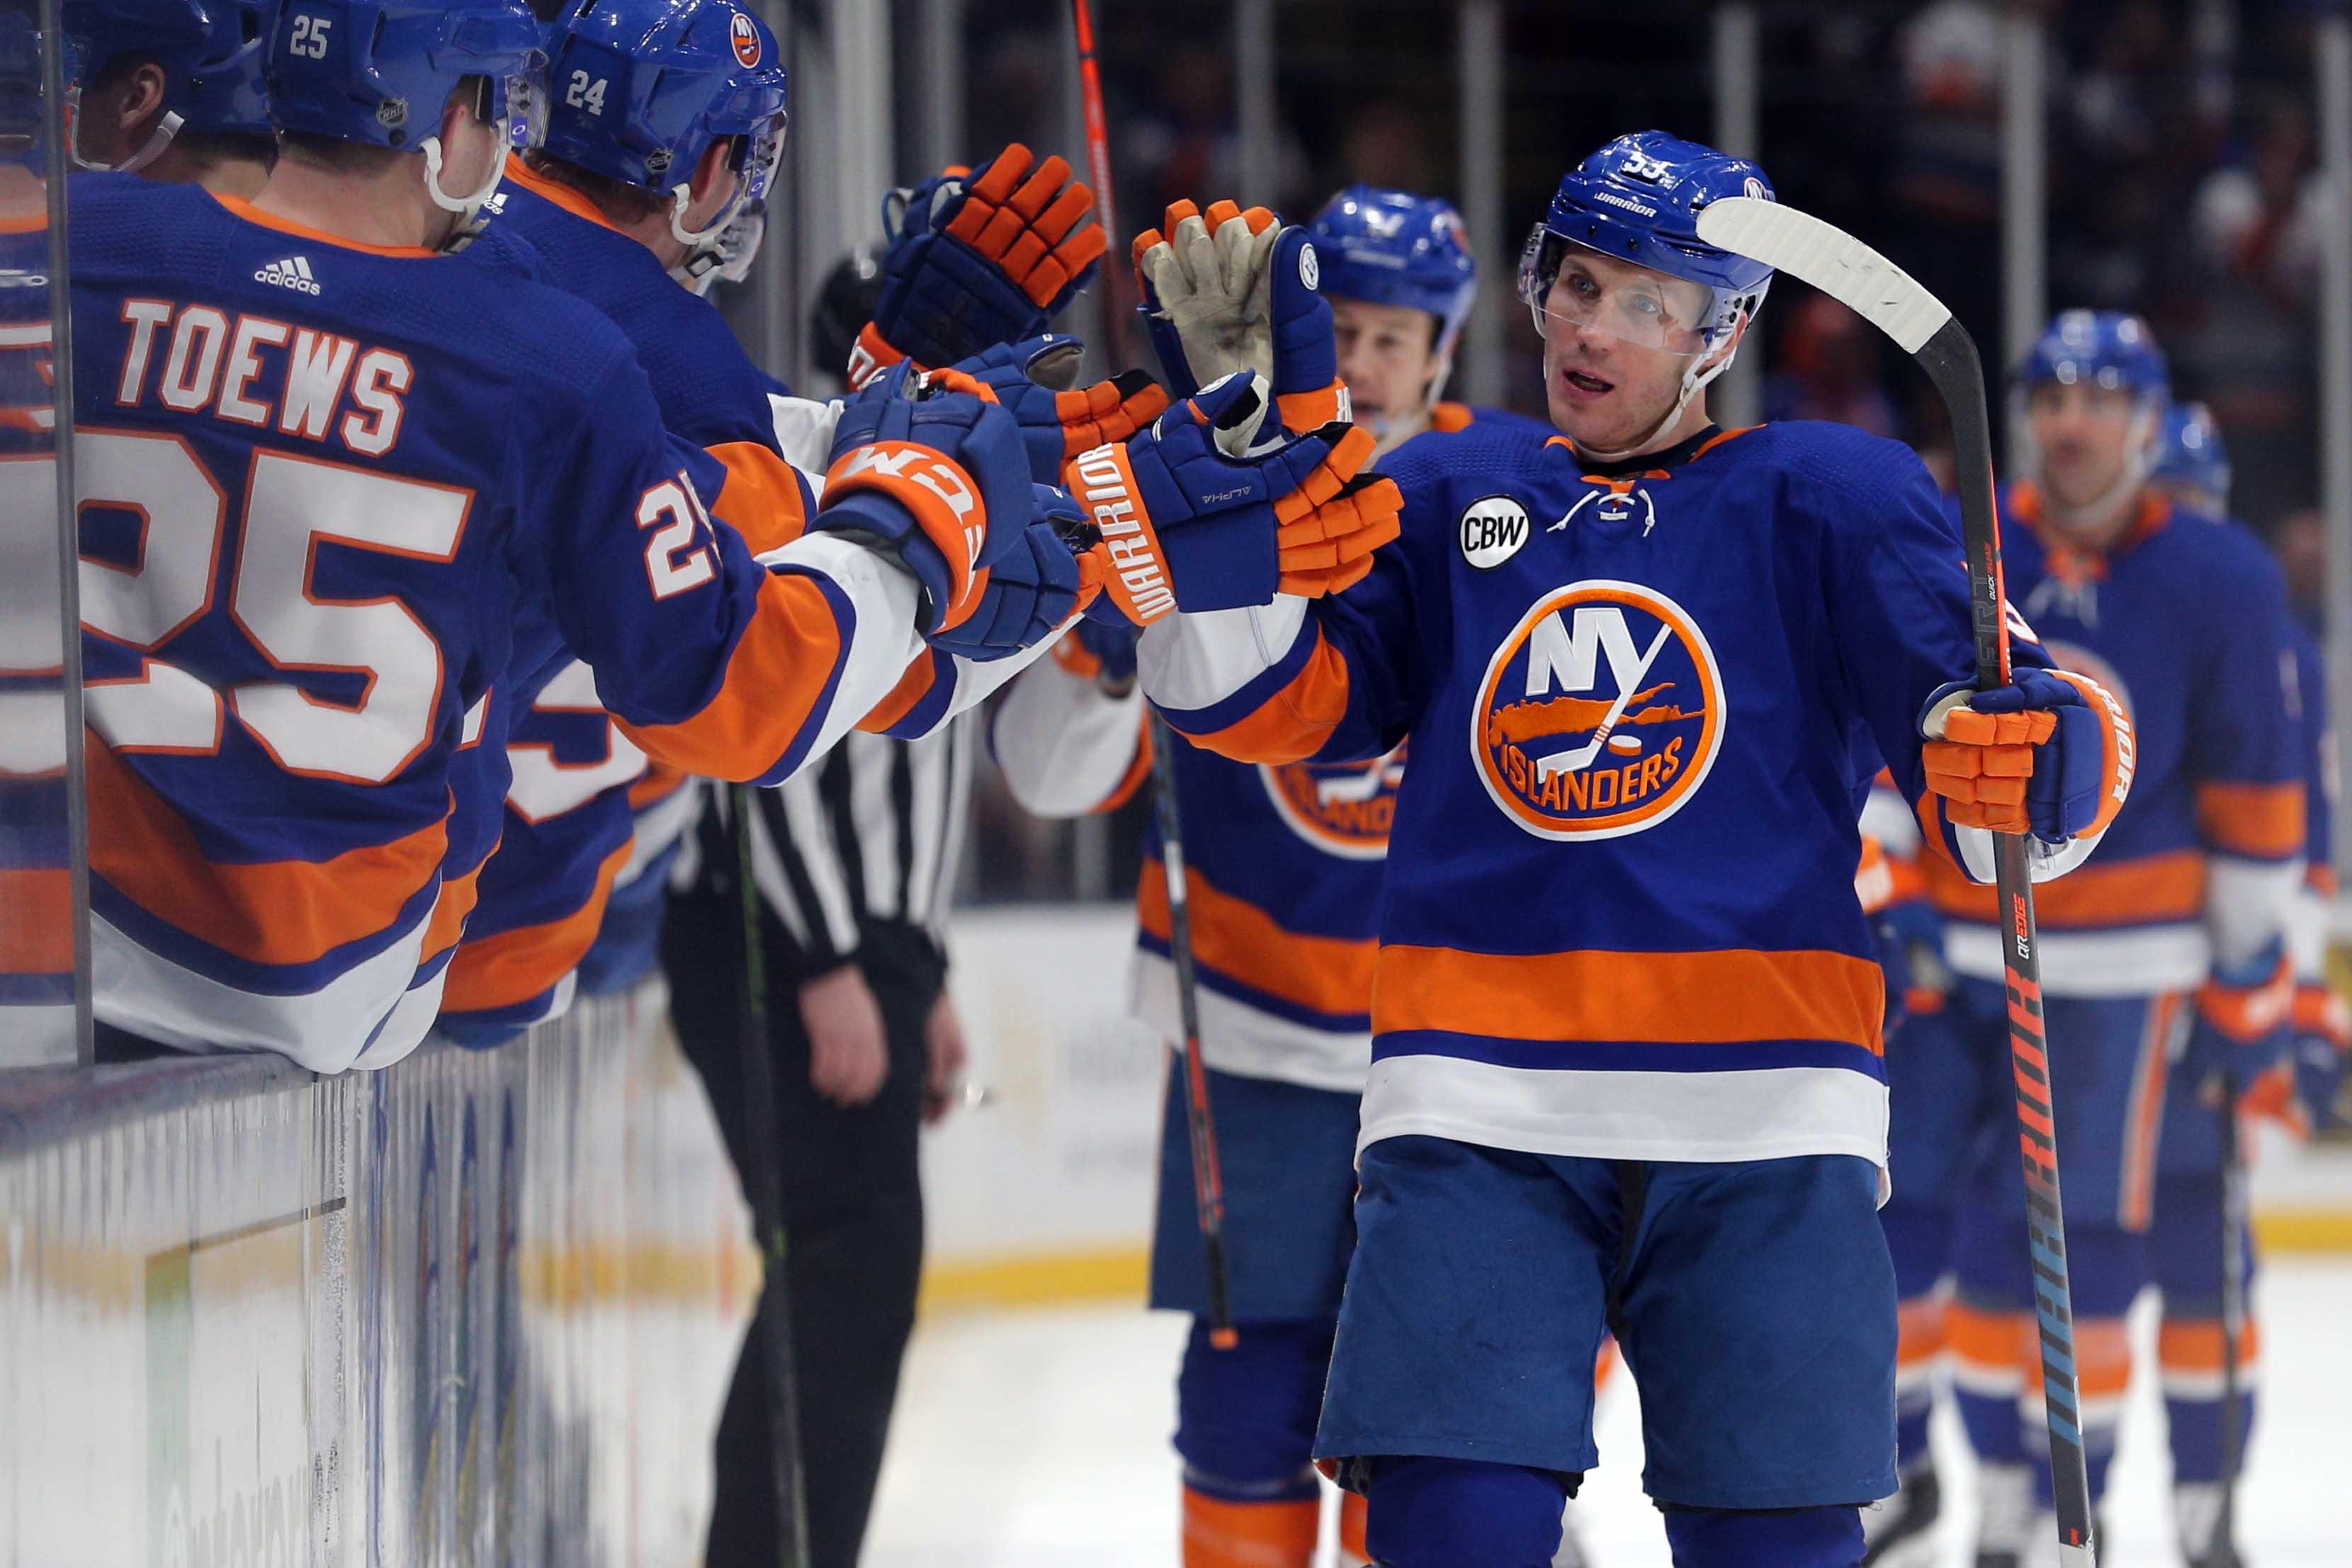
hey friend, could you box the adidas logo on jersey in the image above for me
[254,256,321,296]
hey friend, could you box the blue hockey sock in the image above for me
[1362,1455,1567,1568]
[1659,1505,1865,1568]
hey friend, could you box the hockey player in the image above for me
[1308,184,1485,460]
[1896,317,2301,1568]
[442,0,1171,1042]
[72,0,1355,1073]
[61,0,272,195]
[991,188,1549,1568]
[1129,132,2132,1568]
[2142,400,2346,1568]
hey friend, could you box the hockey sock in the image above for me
[1336,1490,1368,1567]
[1181,1484,1320,1568]
[1362,1455,1568,1568]
[2164,1316,2258,1485]
[1877,1203,1952,1479]
[1658,1505,1865,1568]
[1945,1293,2032,1467]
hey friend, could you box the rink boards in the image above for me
[0,984,759,1568]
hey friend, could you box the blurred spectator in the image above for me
[1763,293,1902,441]
[2273,506,2327,634]
[1119,41,1310,217]
[1336,98,1443,195]
[2178,91,2329,528]
[1892,0,2006,357]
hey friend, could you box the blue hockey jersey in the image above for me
[1139,418,2115,1169]
[1920,485,2302,995]
[69,178,925,1072]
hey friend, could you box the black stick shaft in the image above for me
[1918,319,2098,1564]
[2218,1075,2246,1552]
[730,785,812,1568]
[1146,715,1238,1346]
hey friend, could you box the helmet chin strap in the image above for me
[72,108,183,176]
[667,183,743,281]
[421,132,511,249]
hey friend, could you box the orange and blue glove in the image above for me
[2289,982,2351,1129]
[854,144,1107,385]
[1062,372,1399,625]
[2182,938,2297,1091]
[927,487,1092,662]
[1920,666,2132,843]
[1131,200,1348,435]
[818,362,1039,635]
[942,335,1171,485]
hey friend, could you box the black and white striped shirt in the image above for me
[683,716,977,979]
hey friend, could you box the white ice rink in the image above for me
[867,1257,2352,1568]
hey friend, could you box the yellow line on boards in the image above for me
[919,1247,1152,1312]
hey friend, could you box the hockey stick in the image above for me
[1695,197,2098,1567]
[2216,1074,2248,1559]
[730,785,813,1568]
[1070,0,1239,1349]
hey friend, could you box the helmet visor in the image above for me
[735,110,787,208]
[1517,226,1745,357]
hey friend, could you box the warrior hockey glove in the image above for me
[1920,666,2131,842]
[943,335,1172,485]
[926,487,1093,661]
[1061,371,1400,625]
[818,362,1039,635]
[2182,938,2297,1091]
[854,144,1107,386]
[1132,200,1347,431]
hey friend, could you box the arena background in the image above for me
[4,2,2351,1564]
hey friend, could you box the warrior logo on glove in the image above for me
[1473,583,1726,841]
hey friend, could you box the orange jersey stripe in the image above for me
[439,838,633,1012]
[1945,1302,2031,1377]
[1372,944,1884,1052]
[1180,1488,1319,1568]
[857,651,938,735]
[1896,1296,1949,1371]
[2195,780,2306,860]
[1137,858,1376,1021]
[1926,848,2206,926]
[706,441,810,555]
[89,739,448,967]
[617,571,846,780]
[1185,630,1351,766]
[419,861,486,965]
[628,760,688,811]
[0,867,74,975]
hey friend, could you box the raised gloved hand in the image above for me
[2181,938,2297,1094]
[817,361,1039,634]
[927,486,1092,661]
[1061,371,1400,625]
[1920,666,2132,843]
[1132,200,1347,433]
[852,144,1107,386]
[942,335,1171,485]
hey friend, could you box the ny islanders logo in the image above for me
[1473,581,1724,841]
[1260,745,1406,860]
[730,11,764,66]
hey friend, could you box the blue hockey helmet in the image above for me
[2015,309,2170,405]
[266,0,545,153]
[539,0,787,268]
[62,0,272,172]
[266,0,545,237]
[2152,399,2232,514]
[1517,130,1776,355]
[1307,185,1478,358]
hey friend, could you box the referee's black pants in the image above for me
[663,892,939,1568]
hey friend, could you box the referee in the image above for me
[665,246,976,1568]
[664,715,978,1568]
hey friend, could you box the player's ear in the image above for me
[121,62,170,137]
[690,137,740,208]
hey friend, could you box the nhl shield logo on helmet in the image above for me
[1260,746,1408,860]
[1472,581,1724,841]
[730,10,762,66]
